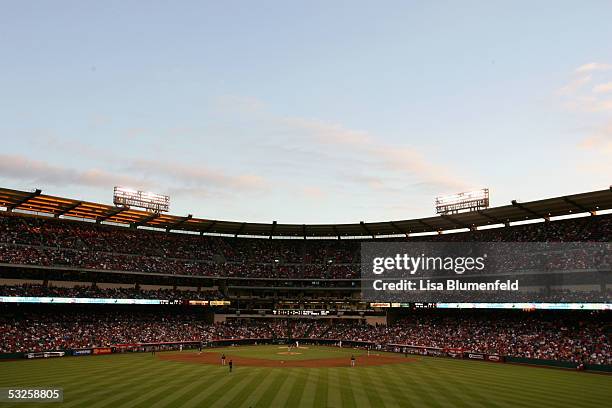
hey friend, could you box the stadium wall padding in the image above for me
[506,356,612,372]
[3,344,611,373]
[0,352,23,360]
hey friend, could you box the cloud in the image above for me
[0,154,143,189]
[0,153,270,200]
[211,95,472,193]
[369,146,468,190]
[575,122,612,179]
[556,66,612,177]
[557,75,591,95]
[564,96,612,112]
[558,63,612,112]
[593,82,612,94]
[578,122,612,154]
[9,125,272,196]
[344,173,403,192]
[575,62,612,73]
[281,117,372,148]
[301,186,327,200]
[280,116,469,191]
[19,131,121,163]
[126,160,269,192]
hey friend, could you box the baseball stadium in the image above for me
[0,187,610,407]
[3,2,612,407]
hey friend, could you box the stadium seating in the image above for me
[1,310,609,365]
[0,212,610,279]
[0,211,610,366]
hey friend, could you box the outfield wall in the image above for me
[2,340,611,373]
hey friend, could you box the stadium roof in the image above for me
[0,187,611,238]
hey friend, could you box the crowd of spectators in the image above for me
[2,282,608,303]
[0,284,223,300]
[1,311,609,365]
[321,313,611,365]
[0,243,357,279]
[0,213,610,280]
[291,320,316,338]
[206,319,282,340]
[0,313,291,354]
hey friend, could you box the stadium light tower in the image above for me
[113,187,170,213]
[435,188,489,215]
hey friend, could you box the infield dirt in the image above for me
[159,351,415,368]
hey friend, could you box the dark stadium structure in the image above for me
[1,187,611,237]
[0,187,610,370]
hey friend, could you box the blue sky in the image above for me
[1,1,611,223]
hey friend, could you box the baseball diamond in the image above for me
[1,346,611,407]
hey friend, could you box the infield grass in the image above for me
[207,344,373,360]
[1,345,610,407]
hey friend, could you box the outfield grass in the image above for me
[1,346,610,407]
[209,344,372,360]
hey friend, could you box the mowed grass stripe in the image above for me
[356,367,391,408]
[346,367,374,408]
[1,360,144,394]
[337,368,357,408]
[327,368,343,408]
[422,357,591,389]
[236,367,280,408]
[68,360,197,408]
[156,366,231,407]
[378,364,447,408]
[363,366,415,408]
[314,368,329,408]
[482,386,599,408]
[0,356,149,385]
[505,372,612,406]
[426,361,516,408]
[420,359,607,407]
[447,375,569,408]
[72,359,204,407]
[284,368,310,407]
[37,364,154,407]
[58,360,174,406]
[179,368,253,408]
[115,364,216,408]
[394,363,452,407]
[297,367,316,407]
[409,361,480,407]
[213,368,268,408]
[268,368,299,407]
[412,362,485,408]
[413,359,609,408]
[148,367,237,408]
[59,358,170,406]
[425,362,499,408]
[253,369,292,408]
[462,368,609,407]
